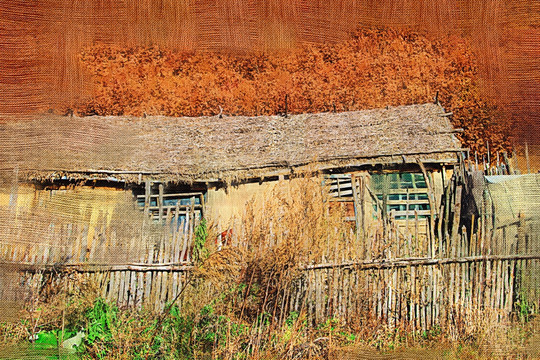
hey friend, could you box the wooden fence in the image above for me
[3,203,537,329]
[293,255,538,328]
[0,170,539,330]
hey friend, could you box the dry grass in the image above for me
[232,176,354,322]
[0,175,538,359]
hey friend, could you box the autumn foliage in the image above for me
[73,28,512,154]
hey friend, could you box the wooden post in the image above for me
[470,214,476,255]
[158,183,164,222]
[417,159,436,258]
[144,181,151,219]
[451,184,463,252]
[351,174,364,256]
[405,188,410,240]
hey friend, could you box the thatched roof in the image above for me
[0,103,462,184]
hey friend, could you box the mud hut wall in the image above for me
[205,181,277,237]
[482,174,540,309]
[0,183,199,310]
[0,184,136,262]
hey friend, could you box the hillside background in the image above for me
[0,0,538,144]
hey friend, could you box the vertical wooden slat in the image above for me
[506,260,516,314]
[420,266,426,331]
[117,270,127,306]
[136,271,144,308]
[144,240,154,307]
[487,259,494,310]
[180,215,189,263]
[144,181,151,218]
[501,260,509,316]
[410,265,415,327]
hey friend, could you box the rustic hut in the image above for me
[1,103,462,239]
[0,102,464,308]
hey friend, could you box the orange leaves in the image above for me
[73,27,511,154]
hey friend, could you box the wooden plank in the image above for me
[385,188,433,195]
[12,253,539,274]
[501,260,508,315]
[388,210,431,217]
[145,204,203,211]
[303,254,540,270]
[128,270,136,307]
[136,192,204,199]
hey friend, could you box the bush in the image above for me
[72,27,511,155]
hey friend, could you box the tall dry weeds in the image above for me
[232,176,354,324]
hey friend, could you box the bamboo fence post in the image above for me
[117,269,126,306]
[507,260,516,314]
[180,213,190,263]
[428,266,434,328]
[187,197,196,262]
[316,270,324,324]
[384,267,390,324]
[470,215,476,256]
[144,237,155,307]
[501,260,509,317]
[127,232,138,307]
[490,260,497,311]
[433,266,439,327]
[414,211,419,257]
[351,175,363,255]
[451,184,463,252]
[473,256,479,310]
[328,267,336,318]
[392,267,398,327]
[410,265,416,328]
[421,267,427,331]
[171,203,180,301]
[444,180,451,251]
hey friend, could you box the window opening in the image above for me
[327,174,353,199]
[134,183,205,228]
[371,173,430,220]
